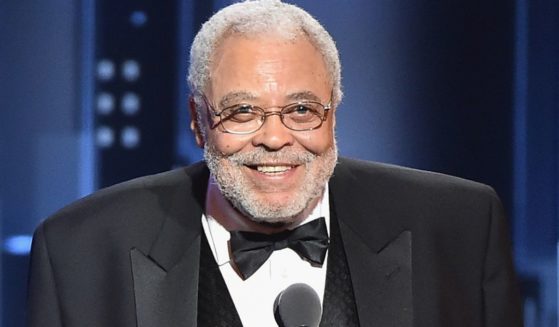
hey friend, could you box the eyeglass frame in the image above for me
[197,92,333,135]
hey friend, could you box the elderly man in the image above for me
[27,1,522,326]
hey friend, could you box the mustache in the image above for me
[219,147,317,166]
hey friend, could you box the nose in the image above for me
[251,114,294,150]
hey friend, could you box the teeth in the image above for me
[256,165,292,173]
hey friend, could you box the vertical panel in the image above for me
[514,0,559,325]
[79,0,97,196]
[94,1,179,187]
[176,0,205,165]
[514,0,529,260]
[0,0,80,325]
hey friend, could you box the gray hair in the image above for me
[187,0,343,106]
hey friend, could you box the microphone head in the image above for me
[273,283,322,327]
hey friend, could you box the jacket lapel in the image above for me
[130,163,209,327]
[338,225,413,326]
[330,159,413,326]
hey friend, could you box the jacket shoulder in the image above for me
[36,162,208,251]
[334,157,497,198]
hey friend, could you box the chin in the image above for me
[232,193,314,225]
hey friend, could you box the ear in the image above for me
[189,96,205,148]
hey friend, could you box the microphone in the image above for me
[273,283,322,327]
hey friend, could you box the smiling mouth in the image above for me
[247,165,295,174]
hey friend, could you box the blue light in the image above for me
[130,11,148,28]
[121,59,141,82]
[4,235,33,255]
[121,126,141,149]
[96,59,115,81]
[96,92,115,115]
[121,92,140,115]
[96,126,115,148]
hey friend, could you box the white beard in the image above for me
[204,143,338,224]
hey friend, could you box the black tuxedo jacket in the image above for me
[27,157,522,326]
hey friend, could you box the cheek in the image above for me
[294,127,335,154]
[207,132,253,155]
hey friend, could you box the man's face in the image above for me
[199,34,337,224]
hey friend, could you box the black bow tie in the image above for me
[229,217,329,280]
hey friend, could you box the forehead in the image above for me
[207,33,331,102]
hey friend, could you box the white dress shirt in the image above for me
[201,181,330,327]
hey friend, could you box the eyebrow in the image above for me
[286,91,322,103]
[217,90,324,108]
[218,91,257,108]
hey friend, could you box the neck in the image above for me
[205,177,321,234]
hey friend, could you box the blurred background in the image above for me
[0,0,557,326]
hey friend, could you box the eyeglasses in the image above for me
[200,94,332,135]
